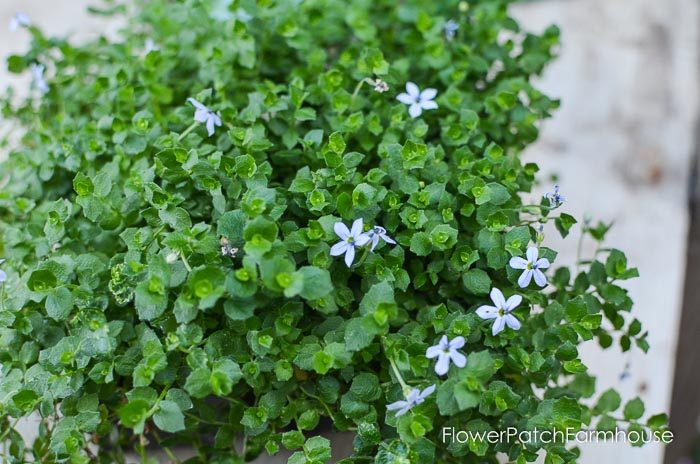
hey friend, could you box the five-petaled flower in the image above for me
[476,288,523,336]
[386,385,436,417]
[9,12,30,31]
[510,246,550,288]
[444,19,459,40]
[30,64,49,94]
[330,219,370,267]
[0,259,7,284]
[544,185,566,207]
[396,82,438,118]
[187,98,222,137]
[426,335,467,376]
[366,226,396,251]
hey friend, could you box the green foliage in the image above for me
[0,0,664,462]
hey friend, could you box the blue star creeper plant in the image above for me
[0,0,667,463]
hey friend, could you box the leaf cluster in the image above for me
[0,1,663,463]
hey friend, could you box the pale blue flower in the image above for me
[476,288,522,336]
[9,12,30,31]
[386,385,436,417]
[144,38,158,53]
[426,335,466,376]
[234,8,253,22]
[444,19,459,40]
[210,0,253,22]
[397,82,438,118]
[509,246,550,288]
[187,98,222,137]
[364,226,396,251]
[330,218,371,267]
[0,259,7,283]
[619,362,631,381]
[30,64,48,94]
[545,185,566,207]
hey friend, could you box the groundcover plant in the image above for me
[0,0,668,462]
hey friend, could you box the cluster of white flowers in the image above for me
[383,242,555,416]
[325,216,559,418]
[329,219,396,267]
[0,259,7,284]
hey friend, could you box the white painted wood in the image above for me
[511,1,698,463]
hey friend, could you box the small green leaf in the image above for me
[462,269,491,295]
[312,350,334,374]
[328,132,346,155]
[410,232,433,256]
[153,400,185,433]
[555,213,577,238]
[118,400,150,430]
[623,397,645,421]
[298,266,333,300]
[646,413,668,429]
[46,287,74,321]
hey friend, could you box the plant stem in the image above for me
[151,429,180,464]
[576,223,586,273]
[143,225,166,250]
[177,122,199,141]
[138,435,147,463]
[287,395,307,434]
[388,356,410,394]
[352,245,372,268]
[0,417,21,443]
[351,79,368,103]
[516,204,556,214]
[381,337,411,394]
[142,385,171,430]
[299,386,338,423]
[184,412,227,427]
[180,253,192,272]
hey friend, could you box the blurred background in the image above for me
[1,1,698,463]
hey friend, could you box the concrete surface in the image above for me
[1,1,698,463]
[0,1,121,97]
[512,1,698,463]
